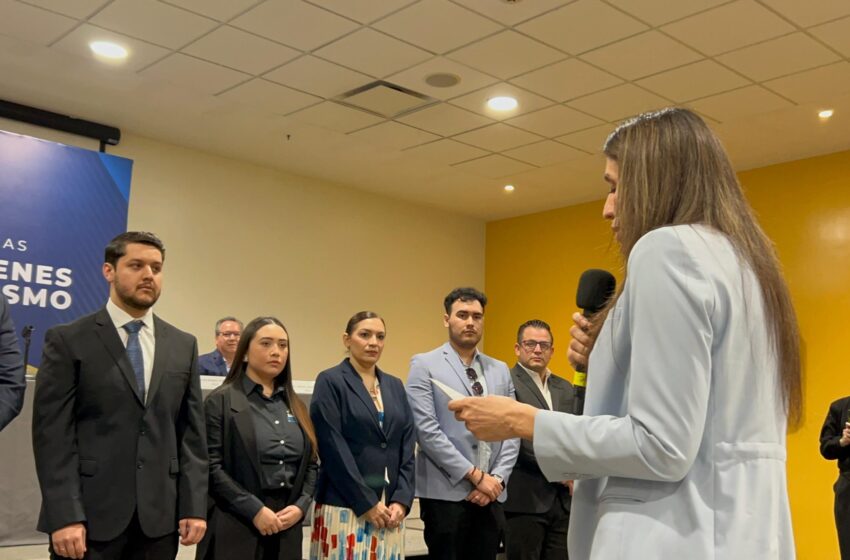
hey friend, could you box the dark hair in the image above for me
[104,232,165,267]
[516,319,553,344]
[443,287,487,314]
[223,316,317,459]
[345,311,385,335]
[215,316,243,335]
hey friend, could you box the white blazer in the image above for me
[534,225,795,559]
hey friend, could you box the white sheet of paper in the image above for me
[431,377,465,400]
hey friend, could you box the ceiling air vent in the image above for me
[335,81,437,119]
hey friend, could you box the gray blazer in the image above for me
[504,364,572,514]
[406,342,520,503]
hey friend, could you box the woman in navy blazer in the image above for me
[309,311,415,560]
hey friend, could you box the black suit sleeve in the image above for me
[176,339,209,520]
[821,399,850,460]
[295,451,319,515]
[32,327,86,532]
[389,378,416,511]
[0,296,24,431]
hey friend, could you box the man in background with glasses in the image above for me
[198,316,242,376]
[504,320,573,560]
[406,287,519,560]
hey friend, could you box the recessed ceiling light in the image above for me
[818,109,834,119]
[425,73,461,88]
[89,40,128,60]
[487,96,518,111]
[504,184,515,193]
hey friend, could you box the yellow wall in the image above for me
[484,150,850,559]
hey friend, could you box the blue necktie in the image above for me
[123,320,145,403]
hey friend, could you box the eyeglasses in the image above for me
[520,340,552,351]
[218,332,241,338]
[466,367,483,396]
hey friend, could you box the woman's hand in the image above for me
[363,502,392,529]
[276,505,304,530]
[387,503,407,529]
[253,506,284,536]
[449,395,538,441]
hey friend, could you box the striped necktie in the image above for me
[122,320,145,402]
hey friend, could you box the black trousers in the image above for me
[50,511,178,560]
[836,474,850,559]
[256,488,302,560]
[504,494,570,560]
[419,498,505,560]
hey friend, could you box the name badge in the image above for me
[286,412,297,423]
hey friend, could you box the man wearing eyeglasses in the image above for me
[504,320,573,560]
[198,316,242,376]
[406,287,520,560]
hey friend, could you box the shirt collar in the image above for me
[519,362,550,384]
[106,298,154,331]
[450,345,480,368]
[241,374,285,399]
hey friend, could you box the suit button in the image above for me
[137,462,143,469]
[472,444,478,449]
[380,443,387,449]
[139,430,146,436]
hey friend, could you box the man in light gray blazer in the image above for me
[406,287,519,560]
[505,320,572,560]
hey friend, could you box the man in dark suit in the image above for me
[0,292,24,431]
[198,316,242,376]
[504,319,573,560]
[32,231,208,560]
[820,396,850,559]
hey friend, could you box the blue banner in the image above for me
[0,130,133,369]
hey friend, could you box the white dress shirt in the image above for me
[518,363,553,410]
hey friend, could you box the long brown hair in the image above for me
[224,316,318,458]
[603,107,802,427]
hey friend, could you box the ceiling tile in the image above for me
[348,121,440,150]
[90,0,218,49]
[386,57,498,101]
[231,0,358,51]
[52,24,171,71]
[182,26,300,74]
[661,0,795,56]
[21,0,110,19]
[763,62,850,103]
[313,29,432,78]
[397,103,494,136]
[810,16,850,57]
[288,101,384,133]
[759,0,850,27]
[264,55,371,98]
[447,30,565,80]
[580,31,702,80]
[605,0,730,26]
[218,78,321,115]
[502,140,586,166]
[716,33,839,82]
[0,0,77,45]
[506,105,603,137]
[567,84,670,122]
[141,53,251,94]
[509,58,622,102]
[308,0,415,24]
[688,85,794,121]
[516,0,647,55]
[373,0,501,54]
[452,154,536,178]
[449,82,552,120]
[341,84,434,118]
[636,59,750,102]
[555,124,612,153]
[162,0,260,22]
[453,123,543,151]
[403,138,489,165]
[452,0,572,26]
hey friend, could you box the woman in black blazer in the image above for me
[309,311,415,560]
[197,316,318,560]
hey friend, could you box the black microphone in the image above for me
[573,270,616,415]
[21,325,34,375]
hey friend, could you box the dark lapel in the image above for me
[146,315,169,405]
[340,359,384,434]
[512,364,549,410]
[93,308,144,406]
[229,383,262,478]
[549,377,562,412]
[442,343,473,397]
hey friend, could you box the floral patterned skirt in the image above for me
[310,503,404,560]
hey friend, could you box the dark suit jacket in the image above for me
[32,307,208,541]
[0,294,24,431]
[310,359,416,516]
[820,396,850,475]
[505,364,573,514]
[198,350,228,376]
[196,380,318,560]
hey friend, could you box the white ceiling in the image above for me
[1,0,850,219]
